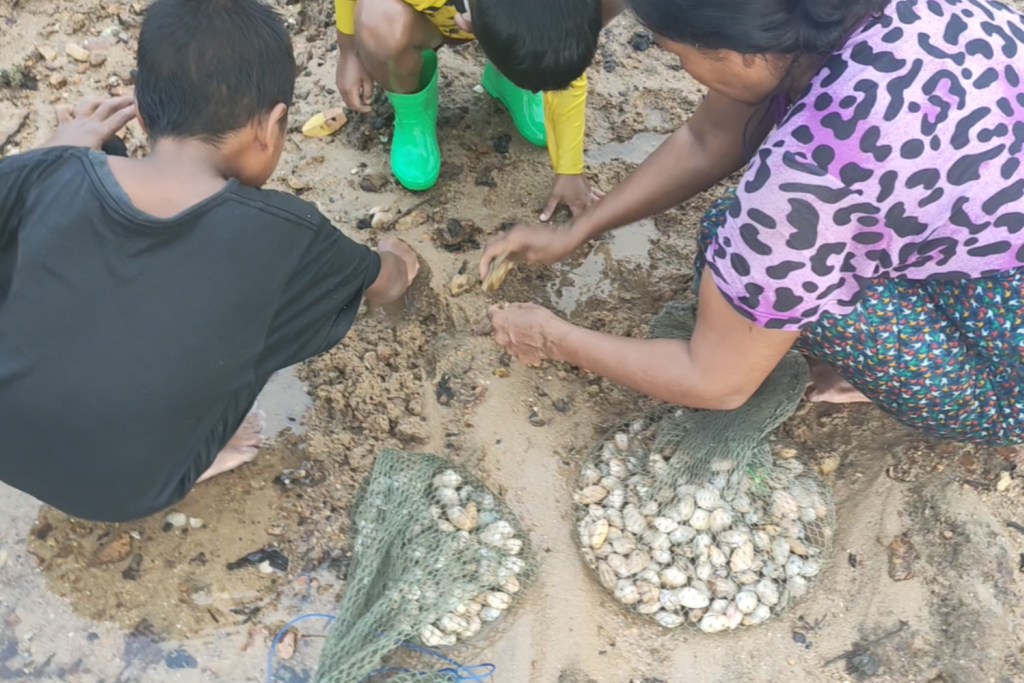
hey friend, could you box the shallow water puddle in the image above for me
[585,132,670,165]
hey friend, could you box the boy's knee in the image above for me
[354,0,418,61]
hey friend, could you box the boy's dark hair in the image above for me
[472,0,602,93]
[136,0,295,143]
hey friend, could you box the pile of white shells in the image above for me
[575,428,834,634]
[416,470,528,648]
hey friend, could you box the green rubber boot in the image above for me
[386,50,441,192]
[482,62,547,148]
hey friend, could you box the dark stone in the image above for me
[629,30,653,51]
[493,134,512,154]
[227,548,289,572]
[359,172,389,193]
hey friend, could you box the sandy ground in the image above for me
[1,0,1024,681]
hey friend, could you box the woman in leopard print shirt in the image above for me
[482,0,1024,445]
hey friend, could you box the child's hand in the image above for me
[41,96,137,151]
[336,32,374,114]
[378,236,420,287]
[541,174,604,222]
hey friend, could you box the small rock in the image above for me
[65,43,90,63]
[472,317,493,336]
[276,629,299,660]
[434,218,479,251]
[94,533,132,565]
[266,523,288,537]
[0,550,7,569]
[629,30,653,51]
[493,368,510,378]
[89,52,108,67]
[258,561,275,574]
[48,73,67,89]
[188,517,204,529]
[121,553,143,580]
[395,210,428,231]
[942,529,954,539]
[529,408,547,427]
[996,471,1012,492]
[395,418,430,444]
[36,45,57,62]
[847,651,881,677]
[371,211,393,230]
[776,447,798,459]
[359,172,389,193]
[449,273,474,297]
[887,533,916,581]
[33,519,54,540]
[164,512,187,530]
[472,84,485,94]
[493,134,512,154]
[286,176,306,191]
[819,454,841,475]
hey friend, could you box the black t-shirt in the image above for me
[0,147,380,521]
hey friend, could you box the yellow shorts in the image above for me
[414,1,474,41]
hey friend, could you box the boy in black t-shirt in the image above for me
[0,0,418,522]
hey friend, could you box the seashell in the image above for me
[690,579,710,597]
[623,506,647,534]
[459,486,476,503]
[785,556,804,578]
[725,602,744,630]
[420,624,456,648]
[709,598,729,615]
[771,490,800,520]
[614,433,630,452]
[709,473,730,491]
[753,530,772,551]
[709,508,734,533]
[501,575,521,594]
[675,495,696,522]
[636,599,662,615]
[687,607,707,624]
[607,553,630,577]
[607,458,629,480]
[575,485,609,506]
[693,533,713,558]
[580,464,602,486]
[811,493,829,520]
[800,558,822,577]
[731,494,753,514]
[581,518,610,550]
[788,537,810,557]
[655,611,686,629]
[744,510,763,526]
[735,570,759,585]
[742,604,772,626]
[447,503,478,532]
[735,590,759,614]
[729,541,756,573]
[438,613,469,634]
[606,488,626,510]
[503,556,526,575]
[761,561,782,580]
[695,488,724,511]
[631,419,646,434]
[678,586,711,609]
[660,566,688,589]
[695,559,713,581]
[755,578,780,606]
[779,518,803,539]
[597,561,618,590]
[708,545,728,568]
[640,500,660,518]
[699,613,732,633]
[788,575,808,599]
[478,510,500,527]
[460,614,483,639]
[799,506,818,524]
[480,606,504,622]
[437,520,457,533]
[690,509,711,531]
[636,581,660,605]
[429,505,444,520]
[436,487,461,507]
[611,533,637,556]
[614,579,641,605]
[709,577,738,599]
[647,531,671,551]
[670,525,697,546]
[637,568,661,587]
[484,591,512,610]
[503,538,524,555]
[433,470,463,489]
[652,549,672,565]
[605,507,624,529]
[653,517,679,533]
[600,476,623,491]
[588,505,606,519]
[771,537,791,565]
[624,551,651,576]
[659,588,682,611]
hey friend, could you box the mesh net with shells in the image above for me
[314,450,536,683]
[575,302,836,633]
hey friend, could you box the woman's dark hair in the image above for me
[627,0,889,55]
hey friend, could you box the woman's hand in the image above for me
[479,223,583,280]
[41,96,136,150]
[336,32,374,114]
[489,303,567,366]
[540,174,604,222]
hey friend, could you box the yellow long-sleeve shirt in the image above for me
[335,0,586,175]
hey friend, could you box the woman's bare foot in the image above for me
[196,410,266,483]
[805,358,872,404]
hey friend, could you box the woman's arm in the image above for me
[491,269,798,409]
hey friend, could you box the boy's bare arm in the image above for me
[364,237,420,304]
[601,0,626,25]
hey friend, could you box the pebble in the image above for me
[258,561,275,574]
[188,517,204,529]
[0,550,7,569]
[94,533,133,565]
[48,73,67,89]
[449,273,474,297]
[997,471,1012,492]
[493,134,512,155]
[819,454,841,475]
[371,211,393,230]
[89,52,107,67]
[267,523,288,537]
[36,45,57,62]
[359,172,389,193]
[65,43,90,62]
[164,512,187,529]
[472,84,485,94]
[286,176,306,191]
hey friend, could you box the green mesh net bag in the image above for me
[314,450,536,683]
[575,301,836,633]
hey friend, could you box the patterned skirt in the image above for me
[696,195,1024,446]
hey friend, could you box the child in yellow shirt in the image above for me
[335,0,624,219]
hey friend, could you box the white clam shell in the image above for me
[607,458,629,479]
[501,575,521,594]
[788,575,808,599]
[708,508,734,533]
[623,506,647,534]
[717,529,750,547]
[647,531,671,551]
[652,549,672,565]
[698,613,732,633]
[606,488,626,510]
[742,603,772,626]
[669,525,697,546]
[605,507,624,528]
[771,490,800,520]
[611,533,637,556]
[597,561,618,590]
[729,541,756,573]
[735,590,759,615]
[655,611,686,629]
[653,517,679,533]
[725,602,744,629]
[640,500,660,517]
[503,538,524,555]
[580,464,602,486]
[607,553,630,577]
[581,518,610,550]
[420,624,456,647]
[659,566,688,589]
[709,577,738,599]
[731,493,753,514]
[624,550,651,575]
[436,487,461,507]
[484,591,512,610]
[695,488,724,511]
[574,485,609,506]
[678,586,711,609]
[614,578,641,605]
[708,545,728,568]
[771,536,791,564]
[480,606,504,622]
[755,578,780,606]
[676,495,696,522]
[735,570,759,586]
[614,433,630,452]
[800,557,822,577]
[690,508,711,531]
[785,556,805,578]
[438,613,469,634]
[695,559,713,581]
[709,598,729,614]
[432,470,463,489]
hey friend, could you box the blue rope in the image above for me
[266,614,495,683]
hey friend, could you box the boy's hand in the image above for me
[336,32,374,114]
[479,223,582,280]
[41,96,136,150]
[378,236,419,287]
[541,174,604,222]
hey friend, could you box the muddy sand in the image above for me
[1,0,1023,681]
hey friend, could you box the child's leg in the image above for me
[353,0,442,95]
